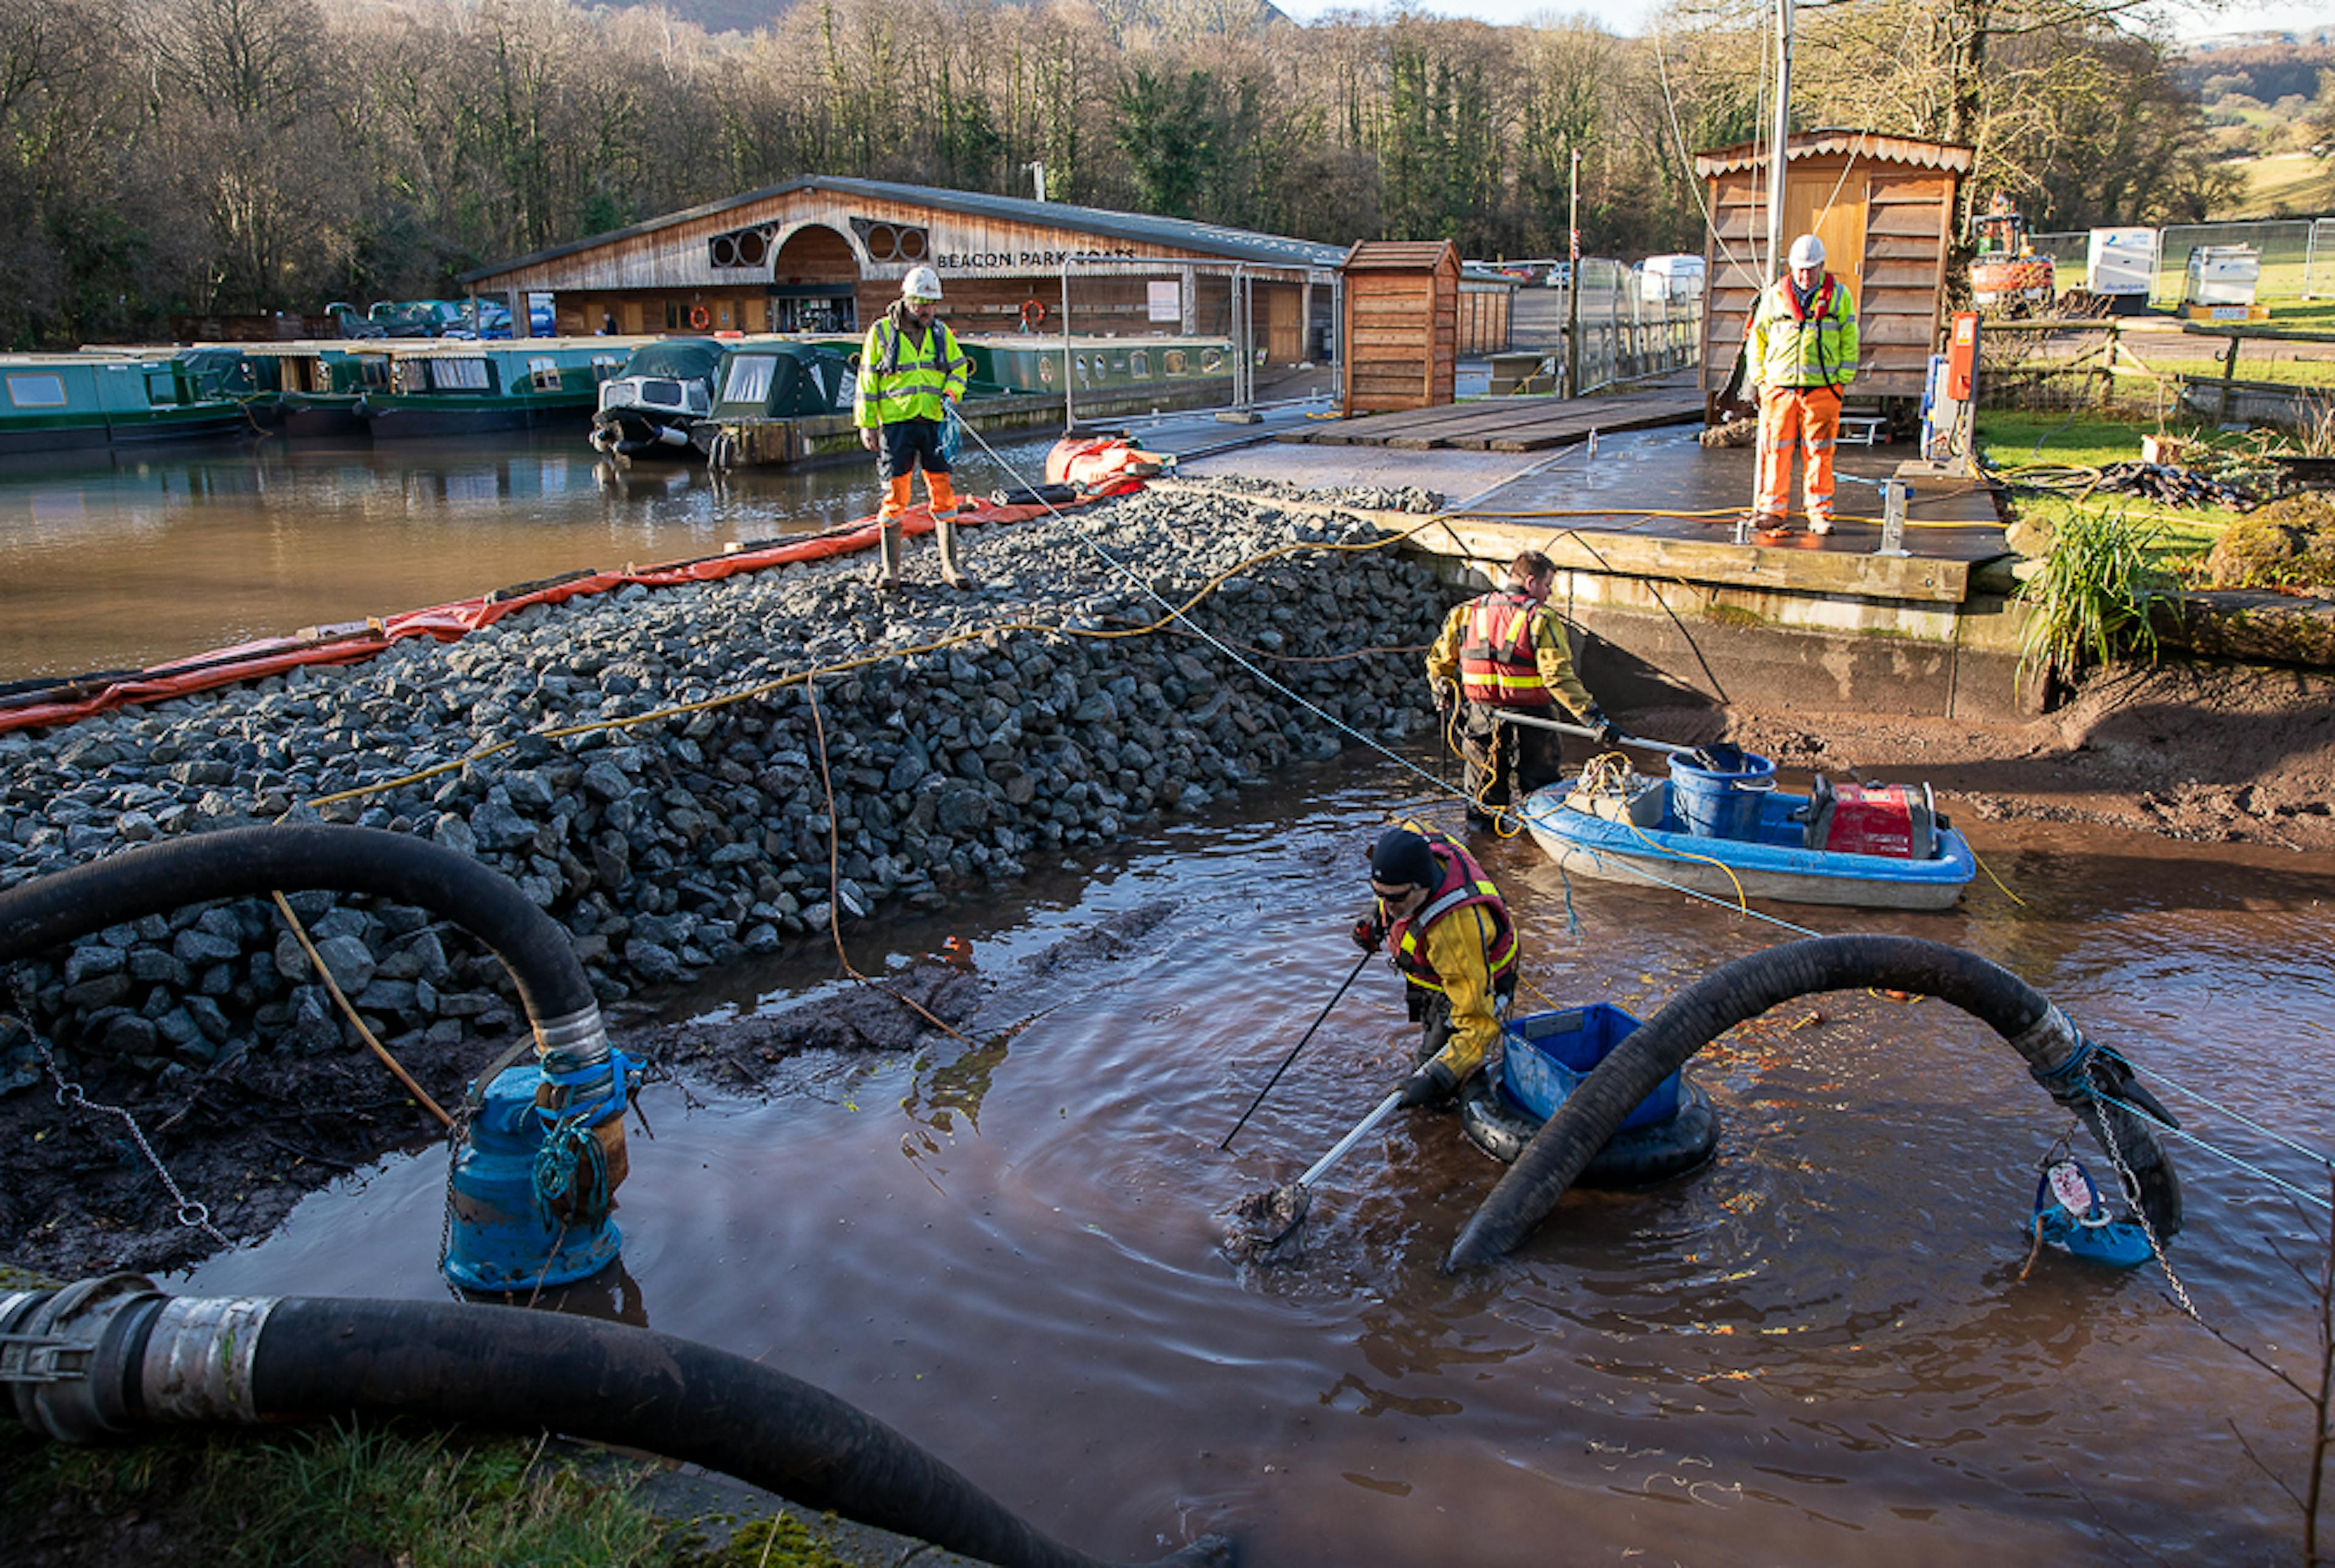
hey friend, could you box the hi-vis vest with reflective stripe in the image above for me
[1386,832,1518,995]
[1749,272,1858,390]
[854,314,972,427]
[1457,590,1552,708]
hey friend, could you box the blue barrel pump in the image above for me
[444,1045,638,1293]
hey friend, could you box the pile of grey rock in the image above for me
[0,483,1451,1087]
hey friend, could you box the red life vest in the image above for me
[1456,590,1551,708]
[1385,831,1518,995]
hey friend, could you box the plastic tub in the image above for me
[1667,750,1776,840]
[1501,1003,1680,1131]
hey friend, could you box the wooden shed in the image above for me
[1341,240,1458,414]
[1695,131,1973,413]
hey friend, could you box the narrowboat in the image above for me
[956,333,1238,399]
[0,353,246,453]
[361,340,634,439]
[229,342,373,437]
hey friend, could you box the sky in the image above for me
[1269,0,2333,44]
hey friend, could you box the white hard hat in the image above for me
[1788,234,1826,269]
[902,266,943,301]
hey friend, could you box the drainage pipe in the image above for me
[1447,935,2182,1271]
[0,824,617,1118]
[0,1277,1230,1568]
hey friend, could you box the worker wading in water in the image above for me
[1354,824,1519,1110]
[856,266,977,590]
[1746,232,1861,536]
[1427,549,1614,829]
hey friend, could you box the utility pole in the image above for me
[1764,0,1793,281]
[1566,143,1582,399]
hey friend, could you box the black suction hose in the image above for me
[0,824,591,1023]
[0,1283,1228,1568]
[1447,935,2184,1271]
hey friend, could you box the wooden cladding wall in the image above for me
[1698,150,1961,406]
[486,189,1297,293]
[1342,241,1459,413]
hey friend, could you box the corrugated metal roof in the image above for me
[461,175,1351,284]
[1693,129,1974,179]
[1344,240,1459,272]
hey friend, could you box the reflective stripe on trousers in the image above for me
[1757,384,1843,522]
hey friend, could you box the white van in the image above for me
[1638,254,1707,306]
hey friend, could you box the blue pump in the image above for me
[444,1054,636,1292]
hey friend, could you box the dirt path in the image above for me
[1636,660,2335,854]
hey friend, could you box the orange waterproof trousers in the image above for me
[1754,384,1843,526]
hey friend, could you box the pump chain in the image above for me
[2084,1057,2201,1324]
[21,1022,231,1250]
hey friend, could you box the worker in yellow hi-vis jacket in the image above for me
[856,266,975,590]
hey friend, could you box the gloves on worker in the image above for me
[1351,912,1387,953]
[1396,1058,1459,1110]
[1430,680,1456,719]
[1583,706,1620,747]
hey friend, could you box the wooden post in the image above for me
[2220,333,2240,423]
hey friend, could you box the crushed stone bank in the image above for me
[0,483,1448,1274]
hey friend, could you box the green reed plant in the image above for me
[2017,507,2176,688]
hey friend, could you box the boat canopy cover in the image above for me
[619,339,724,384]
[711,343,852,418]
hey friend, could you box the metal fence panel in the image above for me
[2030,218,2330,303]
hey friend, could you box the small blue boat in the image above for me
[1521,774,1977,911]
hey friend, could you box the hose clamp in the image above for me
[535,1005,610,1077]
[2,1272,169,1443]
[141,1293,279,1425]
[2013,1003,2097,1103]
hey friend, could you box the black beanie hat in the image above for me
[1370,827,1439,890]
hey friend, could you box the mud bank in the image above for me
[1642,658,2335,853]
[0,483,1447,1276]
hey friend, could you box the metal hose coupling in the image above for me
[4,1276,282,1443]
[2013,1003,2178,1128]
[533,1004,626,1125]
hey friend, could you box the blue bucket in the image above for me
[1500,1003,1681,1131]
[1667,750,1776,840]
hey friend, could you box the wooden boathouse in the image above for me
[1695,131,1973,415]
[459,176,1514,370]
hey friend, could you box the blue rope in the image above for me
[531,1120,614,1223]
[2125,1060,2335,1172]
[2093,1090,2334,1214]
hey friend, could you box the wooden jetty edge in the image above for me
[1276,384,1705,453]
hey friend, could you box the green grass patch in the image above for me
[2269,302,2335,333]
[1,1420,716,1568]
[1976,411,2261,570]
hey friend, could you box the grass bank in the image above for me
[1979,411,2335,595]
[1,1418,856,1568]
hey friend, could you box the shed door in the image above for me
[1786,176,1869,297]
[1265,286,1302,364]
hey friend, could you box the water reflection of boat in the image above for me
[0,353,246,452]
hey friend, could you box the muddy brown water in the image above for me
[177,755,2335,1566]
[0,431,1061,682]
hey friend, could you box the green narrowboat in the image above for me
[0,353,246,454]
[360,340,637,439]
[956,334,1239,398]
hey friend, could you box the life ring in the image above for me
[690,305,711,331]
[1459,1076,1719,1187]
[1020,299,1047,331]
